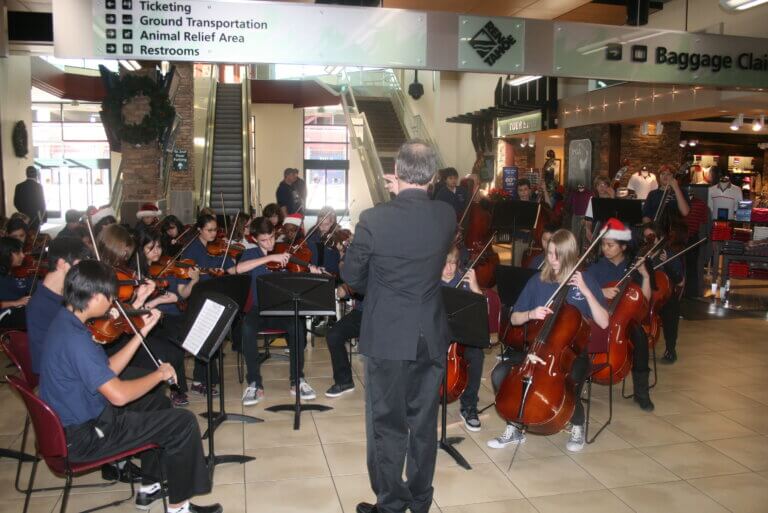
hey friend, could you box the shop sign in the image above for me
[496,111,541,137]
[554,22,768,88]
[502,167,519,195]
[458,16,525,73]
[172,149,188,171]
[88,0,427,65]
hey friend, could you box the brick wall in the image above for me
[617,122,682,187]
[169,63,194,192]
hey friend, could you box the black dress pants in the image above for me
[326,309,361,386]
[65,391,211,504]
[459,345,484,412]
[629,323,650,374]
[365,337,444,513]
[660,295,680,354]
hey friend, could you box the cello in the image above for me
[459,186,499,289]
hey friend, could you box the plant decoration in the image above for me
[12,121,28,157]
[101,73,175,146]
[488,187,512,202]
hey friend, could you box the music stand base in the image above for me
[439,439,471,470]
[0,449,37,462]
[200,412,263,439]
[265,404,333,430]
[207,454,255,468]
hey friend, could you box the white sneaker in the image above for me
[290,379,316,400]
[486,423,526,449]
[566,424,585,452]
[242,384,264,406]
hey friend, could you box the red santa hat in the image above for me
[603,217,632,241]
[136,202,162,219]
[90,205,116,225]
[283,213,303,227]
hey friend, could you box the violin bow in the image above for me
[220,210,240,270]
[28,244,48,295]
[85,217,101,261]
[155,229,199,278]
[324,201,355,248]
[614,236,667,289]
[220,192,228,235]
[653,185,670,223]
[295,209,334,251]
[457,232,496,287]
[653,238,706,271]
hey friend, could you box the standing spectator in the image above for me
[13,166,47,228]
[276,168,303,217]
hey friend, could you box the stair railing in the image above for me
[339,81,390,205]
[240,65,254,214]
[108,158,124,220]
[200,65,219,209]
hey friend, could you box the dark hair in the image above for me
[93,216,117,236]
[262,203,282,223]
[640,221,665,240]
[395,140,437,185]
[133,228,162,275]
[196,213,216,230]
[64,209,81,224]
[249,217,275,237]
[96,224,135,266]
[0,237,23,276]
[283,167,299,178]
[542,223,561,235]
[26,166,38,179]
[47,237,91,271]
[160,215,184,235]
[5,217,28,235]
[517,179,531,188]
[441,167,459,179]
[63,260,117,312]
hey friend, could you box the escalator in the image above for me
[208,82,246,213]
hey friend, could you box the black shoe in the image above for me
[661,350,677,364]
[188,504,223,513]
[325,382,355,398]
[100,462,142,483]
[634,395,655,412]
[460,408,481,432]
[135,486,165,510]
[356,502,379,513]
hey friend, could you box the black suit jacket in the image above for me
[13,179,46,222]
[341,188,456,361]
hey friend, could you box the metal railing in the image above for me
[339,82,390,205]
[108,159,124,219]
[241,65,253,214]
[200,65,219,209]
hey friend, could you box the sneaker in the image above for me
[460,408,481,432]
[566,424,585,452]
[290,379,316,400]
[190,382,219,397]
[486,423,525,448]
[661,350,677,364]
[188,503,224,513]
[325,382,355,398]
[170,391,189,407]
[242,384,265,406]
[135,483,164,510]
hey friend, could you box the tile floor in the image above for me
[1,310,768,513]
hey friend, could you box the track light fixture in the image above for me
[730,113,744,131]
[752,114,765,132]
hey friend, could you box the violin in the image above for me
[267,242,313,273]
[88,307,148,344]
[206,239,245,259]
[114,267,168,302]
[12,263,48,279]
[149,260,224,279]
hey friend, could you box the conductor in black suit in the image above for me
[13,166,47,227]
[342,141,456,513]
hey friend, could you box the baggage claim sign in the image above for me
[91,0,427,66]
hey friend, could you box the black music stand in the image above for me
[495,265,539,308]
[180,290,255,475]
[591,198,643,226]
[440,287,490,470]
[257,273,335,430]
[491,200,540,261]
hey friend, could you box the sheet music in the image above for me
[181,299,226,356]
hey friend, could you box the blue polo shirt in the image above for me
[642,188,688,220]
[0,274,29,301]
[306,232,341,276]
[527,253,545,271]
[586,257,630,288]
[514,272,605,320]
[39,308,115,427]
[434,185,469,218]
[181,238,234,275]
[26,284,63,374]
[156,275,184,316]
[442,272,471,291]
[238,246,272,312]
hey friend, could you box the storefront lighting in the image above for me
[752,115,765,132]
[656,121,664,135]
[520,138,527,148]
[506,75,542,86]
[720,0,768,11]
[679,140,688,148]
[730,114,744,131]
[160,61,170,76]
[641,122,650,136]
[528,135,535,148]
[688,140,698,147]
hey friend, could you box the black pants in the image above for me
[64,390,211,504]
[684,238,700,298]
[459,345,484,412]
[327,309,361,386]
[0,306,26,330]
[105,331,188,393]
[241,309,306,387]
[365,337,444,513]
[660,295,680,355]
[630,323,650,374]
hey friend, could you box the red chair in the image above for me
[1,330,40,493]
[6,375,166,513]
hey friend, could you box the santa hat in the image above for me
[90,206,116,225]
[603,217,632,241]
[136,202,162,219]
[283,213,303,227]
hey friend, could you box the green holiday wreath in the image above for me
[101,74,175,145]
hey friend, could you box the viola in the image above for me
[12,264,48,279]
[206,239,245,259]
[267,242,314,273]
[495,287,591,435]
[440,342,468,404]
[114,268,168,302]
[88,307,149,344]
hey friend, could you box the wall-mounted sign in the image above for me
[496,111,541,137]
[172,149,188,172]
[502,166,519,195]
[567,139,592,189]
[458,16,525,73]
[89,0,427,66]
[554,22,768,89]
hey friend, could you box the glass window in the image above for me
[305,168,347,211]
[303,106,349,213]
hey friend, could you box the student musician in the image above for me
[236,217,319,405]
[262,203,283,230]
[525,224,558,270]
[642,165,690,223]
[135,202,162,234]
[181,213,236,274]
[277,214,303,244]
[585,222,655,411]
[434,167,469,218]
[160,215,187,256]
[0,236,31,330]
[305,206,341,277]
[584,175,615,241]
[56,209,84,239]
[90,206,118,236]
[38,260,222,513]
[641,222,684,364]
[5,217,28,244]
[487,229,608,452]
[441,246,484,431]
[324,282,361,399]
